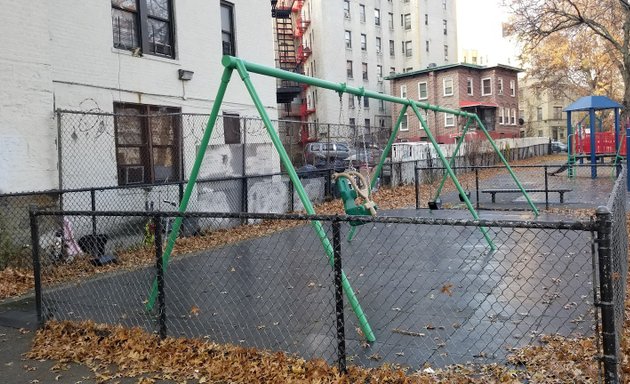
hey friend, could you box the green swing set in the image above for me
[144,55,538,343]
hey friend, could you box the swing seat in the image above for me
[333,171,377,226]
[428,198,442,210]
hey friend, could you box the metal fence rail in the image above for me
[29,208,623,380]
[415,163,621,211]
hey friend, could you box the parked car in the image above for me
[551,141,568,153]
[346,147,384,167]
[304,142,351,164]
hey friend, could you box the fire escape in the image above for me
[271,0,316,144]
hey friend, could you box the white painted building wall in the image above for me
[0,3,56,194]
[1,0,285,240]
[1,0,279,196]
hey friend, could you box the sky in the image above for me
[456,0,519,66]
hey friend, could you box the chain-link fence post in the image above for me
[475,168,480,209]
[414,161,419,210]
[29,209,43,327]
[331,219,347,374]
[595,206,618,383]
[90,189,97,236]
[544,166,549,210]
[154,215,167,340]
[289,179,295,212]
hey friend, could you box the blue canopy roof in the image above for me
[564,96,622,112]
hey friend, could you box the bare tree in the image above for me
[505,0,630,118]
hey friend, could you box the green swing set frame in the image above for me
[145,55,539,343]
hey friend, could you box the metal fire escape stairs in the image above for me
[271,0,302,105]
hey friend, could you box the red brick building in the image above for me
[387,63,522,143]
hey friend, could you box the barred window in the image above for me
[111,0,175,58]
[114,103,181,185]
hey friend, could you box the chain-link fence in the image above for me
[0,110,549,270]
[597,167,628,383]
[28,207,623,380]
[413,163,621,211]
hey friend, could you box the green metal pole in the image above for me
[433,117,472,200]
[222,56,476,118]
[232,60,375,342]
[472,115,539,216]
[371,105,409,190]
[146,66,234,311]
[409,103,495,250]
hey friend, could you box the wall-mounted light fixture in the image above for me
[178,69,194,81]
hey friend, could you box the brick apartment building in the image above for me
[387,63,522,143]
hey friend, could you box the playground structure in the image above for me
[565,96,627,180]
[145,55,539,343]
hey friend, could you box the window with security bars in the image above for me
[114,103,181,185]
[111,0,175,58]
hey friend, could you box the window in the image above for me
[376,65,383,81]
[499,107,505,124]
[405,67,413,72]
[348,94,355,108]
[405,41,412,57]
[425,40,429,52]
[537,107,543,121]
[443,78,453,96]
[445,113,455,127]
[510,80,516,96]
[404,14,411,29]
[424,14,428,25]
[349,117,356,128]
[362,62,368,80]
[400,85,407,98]
[376,37,382,53]
[511,108,516,125]
[390,67,396,75]
[388,12,394,29]
[443,19,447,35]
[538,129,543,137]
[553,106,563,119]
[400,114,409,131]
[361,34,367,51]
[363,97,369,108]
[346,60,353,78]
[345,30,352,48]
[112,0,175,58]
[374,8,381,26]
[221,2,236,56]
[114,102,181,185]
[467,78,473,95]
[389,40,395,56]
[223,113,242,144]
[482,78,492,95]
[343,0,350,19]
[359,4,366,22]
[497,78,504,95]
[444,44,448,61]
[418,82,428,99]
[378,98,385,111]
[364,118,371,128]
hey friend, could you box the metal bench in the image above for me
[482,188,572,203]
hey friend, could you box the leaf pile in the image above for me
[27,320,603,383]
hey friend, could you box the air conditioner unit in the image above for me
[123,166,145,184]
